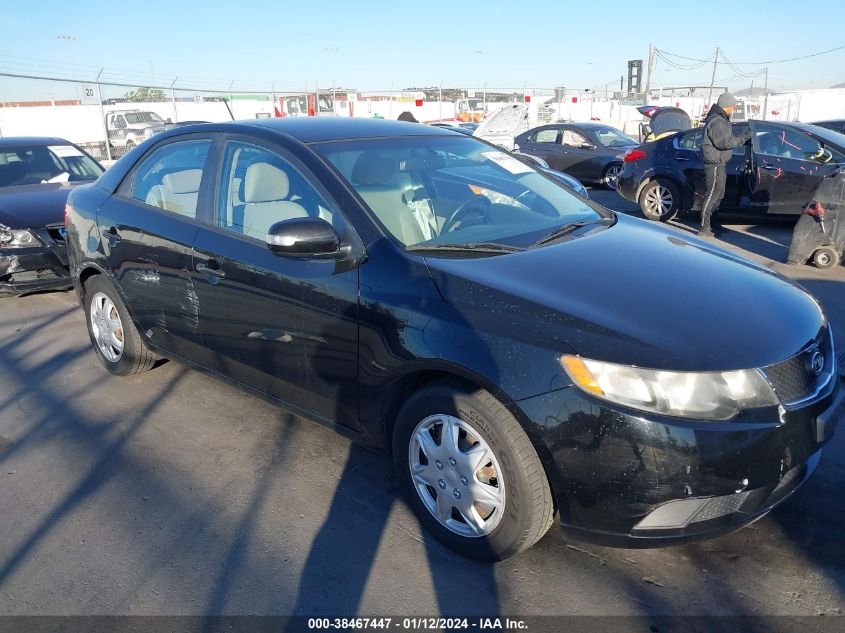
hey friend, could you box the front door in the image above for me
[556,128,595,179]
[191,138,362,429]
[99,136,212,360]
[749,123,841,214]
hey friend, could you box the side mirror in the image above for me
[266,217,341,257]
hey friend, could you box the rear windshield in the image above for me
[0,144,104,187]
[652,110,691,135]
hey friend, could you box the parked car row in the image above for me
[59,118,841,560]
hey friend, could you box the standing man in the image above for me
[699,92,753,238]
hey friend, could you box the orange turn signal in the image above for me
[561,356,604,396]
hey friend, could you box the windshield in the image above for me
[313,135,605,250]
[0,144,104,187]
[124,112,164,125]
[593,127,637,148]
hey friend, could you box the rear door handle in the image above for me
[762,163,779,170]
[102,227,121,243]
[675,157,690,162]
[196,262,226,280]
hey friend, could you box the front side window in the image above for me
[130,139,210,218]
[0,144,103,187]
[755,127,830,162]
[125,112,164,125]
[314,135,605,250]
[217,142,335,241]
[593,127,637,148]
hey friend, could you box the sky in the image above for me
[1,0,844,95]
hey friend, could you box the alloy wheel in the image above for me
[89,291,125,362]
[408,414,506,538]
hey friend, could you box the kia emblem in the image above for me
[810,350,825,376]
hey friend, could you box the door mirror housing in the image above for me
[266,217,341,257]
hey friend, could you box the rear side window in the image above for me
[129,140,210,218]
[529,129,559,143]
[677,129,702,151]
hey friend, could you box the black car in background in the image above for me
[812,120,845,135]
[617,121,845,221]
[514,122,638,189]
[0,137,105,295]
[66,119,842,560]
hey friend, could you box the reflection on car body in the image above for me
[65,118,842,560]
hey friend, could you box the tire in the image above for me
[813,246,840,269]
[392,380,554,561]
[639,179,680,222]
[83,275,156,376]
[602,162,623,190]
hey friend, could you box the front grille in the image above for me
[764,328,833,405]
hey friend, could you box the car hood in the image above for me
[0,182,80,229]
[424,214,825,371]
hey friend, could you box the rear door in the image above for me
[99,136,212,360]
[517,127,562,167]
[748,123,841,214]
[190,137,362,429]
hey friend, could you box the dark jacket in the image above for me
[701,105,752,165]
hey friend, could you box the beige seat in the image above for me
[241,162,308,238]
[351,154,425,245]
[145,169,202,217]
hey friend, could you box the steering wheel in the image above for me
[442,196,492,233]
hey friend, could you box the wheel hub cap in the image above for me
[89,291,125,363]
[408,414,506,538]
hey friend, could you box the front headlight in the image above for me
[561,355,779,420]
[0,229,39,248]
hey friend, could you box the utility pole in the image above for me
[762,67,769,121]
[644,43,655,98]
[707,47,719,109]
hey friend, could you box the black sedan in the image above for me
[618,121,845,221]
[66,118,842,559]
[514,122,638,189]
[0,137,104,295]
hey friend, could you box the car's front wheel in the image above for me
[639,179,680,221]
[393,381,554,560]
[84,275,156,376]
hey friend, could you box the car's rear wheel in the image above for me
[639,179,680,221]
[813,246,840,269]
[393,380,554,561]
[84,275,156,376]
[602,162,623,190]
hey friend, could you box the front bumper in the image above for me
[516,376,842,548]
[0,238,71,296]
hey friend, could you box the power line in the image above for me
[657,44,845,66]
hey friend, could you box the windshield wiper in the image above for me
[406,242,523,254]
[530,217,613,247]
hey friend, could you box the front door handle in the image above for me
[196,262,226,280]
[675,157,690,162]
[762,163,779,170]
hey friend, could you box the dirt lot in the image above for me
[0,191,843,623]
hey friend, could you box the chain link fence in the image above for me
[2,71,844,163]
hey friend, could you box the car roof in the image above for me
[243,117,455,142]
[0,136,73,147]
